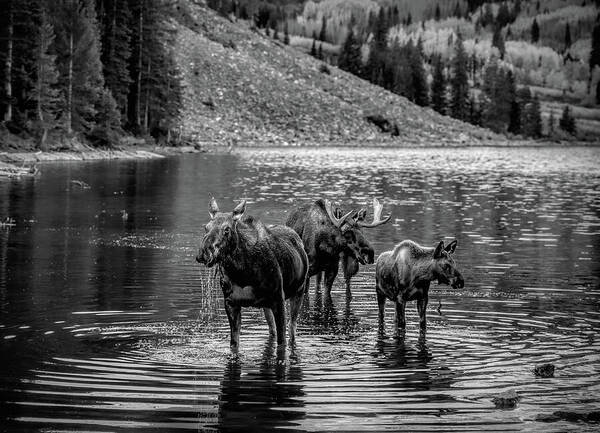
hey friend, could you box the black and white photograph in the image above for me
[1,0,599,431]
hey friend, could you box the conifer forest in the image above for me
[0,0,182,149]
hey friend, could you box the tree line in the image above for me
[0,0,182,149]
[335,4,587,138]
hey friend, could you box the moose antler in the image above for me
[324,199,354,228]
[358,198,391,228]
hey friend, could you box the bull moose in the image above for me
[375,239,464,333]
[331,199,391,296]
[196,198,308,351]
[286,198,390,296]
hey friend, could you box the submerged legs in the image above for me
[225,303,242,352]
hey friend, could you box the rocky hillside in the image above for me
[173,2,499,146]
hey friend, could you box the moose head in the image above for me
[431,240,464,289]
[328,198,391,265]
[196,198,246,267]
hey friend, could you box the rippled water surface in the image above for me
[1,147,599,432]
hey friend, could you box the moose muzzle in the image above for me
[451,271,465,289]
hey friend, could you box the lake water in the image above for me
[1,147,599,432]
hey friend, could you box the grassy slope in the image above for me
[173,3,501,146]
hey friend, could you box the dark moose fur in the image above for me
[286,199,366,294]
[287,199,390,296]
[376,239,464,332]
[197,199,308,351]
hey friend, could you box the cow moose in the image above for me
[375,239,464,333]
[196,198,308,351]
[286,198,390,297]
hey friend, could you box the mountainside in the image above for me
[173,2,499,146]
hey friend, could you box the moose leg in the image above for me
[344,276,352,296]
[395,300,406,336]
[272,290,287,347]
[376,290,386,324]
[302,276,311,309]
[225,303,242,352]
[263,308,276,338]
[342,254,358,298]
[315,272,322,291]
[417,295,428,330]
[324,263,339,295]
[289,287,305,344]
[376,290,386,337]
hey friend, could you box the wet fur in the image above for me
[286,199,346,283]
[375,240,463,332]
[199,208,308,350]
[218,217,307,304]
[288,200,377,296]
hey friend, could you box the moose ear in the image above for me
[232,200,246,221]
[445,240,458,254]
[209,197,219,219]
[433,240,445,259]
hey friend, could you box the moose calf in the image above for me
[375,239,464,333]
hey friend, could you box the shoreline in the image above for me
[1,140,597,174]
[0,145,202,166]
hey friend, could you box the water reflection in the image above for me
[375,332,432,371]
[304,288,360,336]
[216,340,305,431]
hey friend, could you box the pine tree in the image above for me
[365,10,388,84]
[531,18,540,43]
[453,2,461,18]
[564,23,572,50]
[50,0,118,135]
[481,3,493,27]
[468,95,481,125]
[33,12,64,149]
[522,95,542,138]
[2,0,16,123]
[431,55,446,114]
[338,27,362,76]
[559,105,576,134]
[310,38,317,57]
[496,3,511,28]
[513,0,521,21]
[449,33,469,121]
[317,43,323,60]
[98,0,132,122]
[507,74,521,135]
[127,0,182,136]
[481,62,512,133]
[590,22,600,72]
[548,111,555,135]
[516,86,532,135]
[283,21,289,45]
[1,0,41,128]
[392,42,413,99]
[411,39,429,106]
[319,16,327,42]
[596,80,600,105]
[435,4,441,21]
[492,26,505,59]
